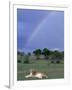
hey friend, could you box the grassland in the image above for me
[17,57,64,80]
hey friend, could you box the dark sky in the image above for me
[17,9,64,52]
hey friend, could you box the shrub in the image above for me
[51,61,54,63]
[17,60,21,63]
[56,60,60,64]
[24,60,29,64]
[24,55,29,64]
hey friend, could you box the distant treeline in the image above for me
[17,48,64,60]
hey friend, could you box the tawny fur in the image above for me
[25,69,48,79]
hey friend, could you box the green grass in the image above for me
[17,59,64,80]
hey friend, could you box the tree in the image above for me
[61,51,64,60]
[17,51,25,56]
[53,50,63,60]
[28,52,31,56]
[17,51,21,55]
[33,49,42,59]
[42,48,50,59]
[48,50,54,60]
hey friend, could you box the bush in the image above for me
[51,61,54,63]
[56,60,60,64]
[24,55,29,64]
[24,60,29,64]
[17,60,21,63]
